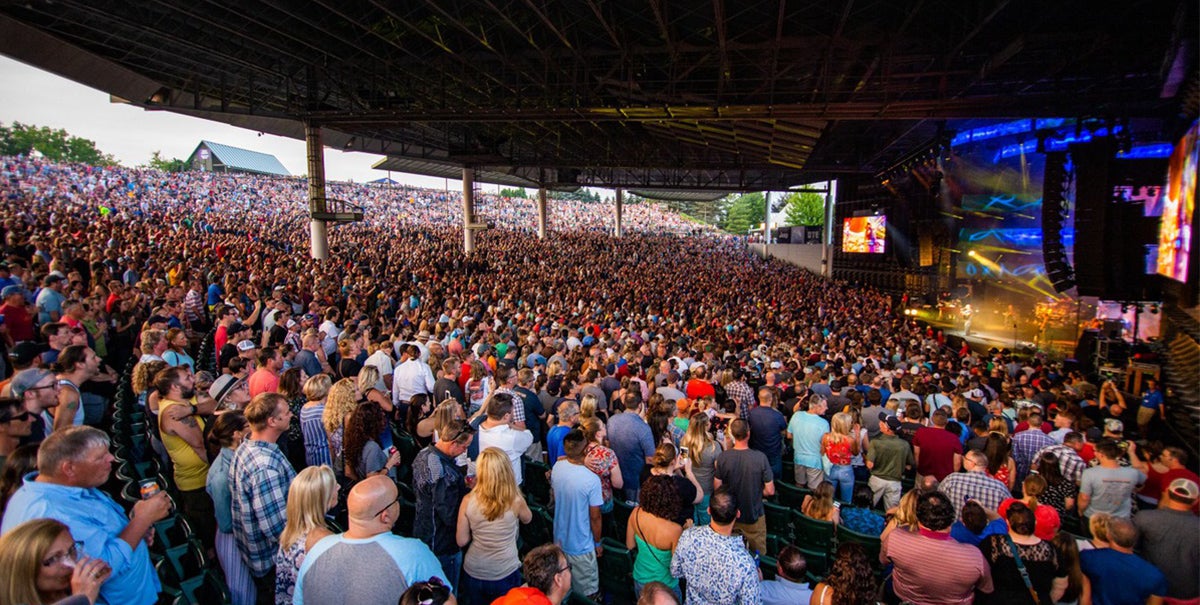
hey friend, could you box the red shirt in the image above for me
[214,325,229,356]
[913,425,964,481]
[0,302,34,342]
[1140,466,1200,513]
[685,379,715,400]
[248,368,280,397]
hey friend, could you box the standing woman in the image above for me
[983,432,1017,491]
[278,367,308,472]
[0,518,111,605]
[580,416,623,514]
[300,374,333,468]
[978,502,1069,605]
[626,470,686,600]
[1035,452,1078,518]
[334,338,362,381]
[464,360,492,417]
[822,412,860,503]
[322,378,359,477]
[161,328,195,371]
[645,443,703,526]
[1050,532,1091,605]
[357,365,394,450]
[274,465,339,605]
[205,411,256,605]
[406,394,435,448]
[343,401,401,481]
[456,448,533,605]
[679,413,722,525]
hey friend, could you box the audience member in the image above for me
[1080,517,1167,605]
[457,447,533,605]
[550,429,603,600]
[713,418,774,555]
[669,487,760,605]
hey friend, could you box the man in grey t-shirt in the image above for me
[295,476,447,605]
[1079,440,1145,519]
[1134,478,1200,600]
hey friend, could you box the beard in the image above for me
[181,388,196,400]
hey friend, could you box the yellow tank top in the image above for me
[157,398,209,491]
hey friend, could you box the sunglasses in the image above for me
[371,492,402,519]
[1,411,33,423]
[442,423,477,443]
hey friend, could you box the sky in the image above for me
[0,55,473,189]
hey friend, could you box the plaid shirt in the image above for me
[726,380,755,420]
[939,470,1011,518]
[1033,444,1087,484]
[1012,430,1056,482]
[229,439,295,577]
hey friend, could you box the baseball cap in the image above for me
[1104,418,1124,434]
[228,322,247,334]
[676,398,691,413]
[1168,478,1199,500]
[236,340,257,352]
[42,275,63,286]
[11,368,55,397]
[965,388,984,401]
[883,415,903,432]
[302,313,318,323]
[1,285,20,298]
[209,375,241,404]
[7,342,46,366]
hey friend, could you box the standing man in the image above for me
[412,419,473,590]
[1079,440,1145,520]
[724,368,755,420]
[393,343,435,418]
[473,393,534,484]
[748,387,787,480]
[938,450,1012,518]
[0,284,35,344]
[52,344,100,431]
[867,416,915,509]
[295,476,448,605]
[713,419,774,556]
[433,358,465,405]
[1011,412,1055,482]
[11,367,59,445]
[230,393,296,605]
[786,394,829,489]
[493,545,574,605]
[247,347,282,397]
[155,366,215,549]
[912,409,963,483]
[1,426,172,605]
[607,393,656,503]
[881,491,993,604]
[1080,518,1168,605]
[550,429,603,601]
[669,487,761,605]
[1136,378,1164,437]
[35,274,66,325]
[1134,478,1199,602]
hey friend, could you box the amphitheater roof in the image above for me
[0,1,1192,191]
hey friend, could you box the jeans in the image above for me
[828,464,855,503]
[437,552,462,593]
[461,568,522,605]
[769,458,783,483]
[694,494,712,526]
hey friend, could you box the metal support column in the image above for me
[762,191,771,257]
[305,122,328,260]
[462,168,476,255]
[614,188,623,238]
[822,182,836,277]
[537,188,548,240]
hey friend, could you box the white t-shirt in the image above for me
[319,320,340,356]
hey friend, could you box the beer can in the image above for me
[139,479,161,499]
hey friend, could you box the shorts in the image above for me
[1137,406,1157,427]
[566,550,599,596]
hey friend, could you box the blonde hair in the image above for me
[680,413,715,466]
[356,365,380,394]
[279,465,337,551]
[579,393,598,420]
[132,360,168,396]
[988,417,1010,436]
[303,374,332,402]
[893,490,920,530]
[474,448,521,522]
[0,518,70,605]
[805,480,836,521]
[830,412,854,437]
[323,378,358,433]
[432,400,464,437]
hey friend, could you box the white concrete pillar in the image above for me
[762,191,771,256]
[614,188,623,238]
[462,168,476,255]
[537,188,548,240]
[305,122,328,260]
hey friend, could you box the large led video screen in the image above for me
[1156,119,1198,282]
[842,216,887,253]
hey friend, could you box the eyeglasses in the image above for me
[0,411,33,423]
[371,493,402,518]
[556,560,572,574]
[42,541,84,568]
[26,383,59,393]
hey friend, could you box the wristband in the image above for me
[190,404,198,416]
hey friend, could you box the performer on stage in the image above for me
[962,303,974,336]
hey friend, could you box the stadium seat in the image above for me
[152,514,200,554]
[159,569,231,605]
[763,501,793,541]
[774,480,810,510]
[521,459,553,508]
[792,510,835,554]
[390,428,420,483]
[835,524,882,566]
[611,499,635,543]
[759,553,778,581]
[765,533,787,557]
[598,537,637,602]
[799,545,830,584]
[154,542,208,587]
[519,504,554,558]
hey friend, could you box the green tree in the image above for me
[782,190,826,226]
[720,192,766,234]
[148,150,189,173]
[0,121,117,165]
[499,187,529,198]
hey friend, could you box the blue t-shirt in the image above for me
[787,411,830,468]
[1081,548,1168,605]
[35,287,65,324]
[1140,389,1163,410]
[550,460,604,556]
[748,406,788,464]
[546,425,571,464]
[949,518,1007,547]
[206,283,223,306]
[607,412,656,494]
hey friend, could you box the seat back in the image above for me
[774,480,811,510]
[519,505,554,558]
[835,524,882,567]
[522,459,554,508]
[763,501,794,541]
[598,537,637,601]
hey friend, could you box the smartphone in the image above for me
[679,446,689,457]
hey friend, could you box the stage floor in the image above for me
[923,316,1080,358]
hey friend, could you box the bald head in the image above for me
[346,475,397,535]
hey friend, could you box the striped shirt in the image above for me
[883,528,993,604]
[300,404,332,467]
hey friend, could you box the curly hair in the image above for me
[825,542,879,605]
[639,474,682,522]
[132,359,168,396]
[323,378,358,434]
[343,401,385,480]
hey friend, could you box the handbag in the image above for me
[1004,534,1041,605]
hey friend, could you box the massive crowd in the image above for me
[0,155,1195,605]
